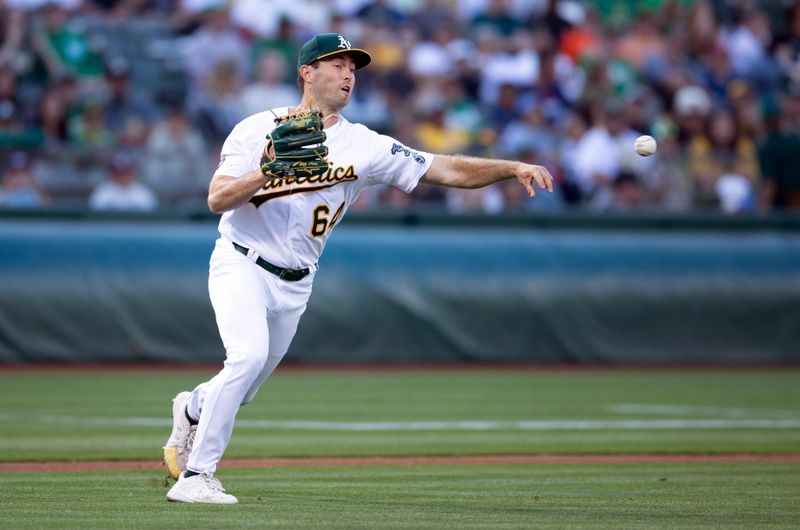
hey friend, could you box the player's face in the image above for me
[311,55,356,110]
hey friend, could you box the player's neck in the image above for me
[294,98,340,129]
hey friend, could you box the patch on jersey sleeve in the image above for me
[390,143,426,164]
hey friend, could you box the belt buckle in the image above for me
[279,268,296,281]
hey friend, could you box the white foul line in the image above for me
[0,414,799,431]
[608,403,800,419]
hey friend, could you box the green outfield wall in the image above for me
[1,212,799,364]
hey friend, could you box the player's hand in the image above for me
[515,163,554,198]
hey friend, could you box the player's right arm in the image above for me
[208,116,273,214]
[207,171,271,213]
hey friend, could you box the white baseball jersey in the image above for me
[215,107,434,270]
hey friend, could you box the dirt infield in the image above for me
[2,454,799,474]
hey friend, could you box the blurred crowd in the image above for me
[1,0,800,214]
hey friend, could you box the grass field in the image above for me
[2,463,797,529]
[1,368,799,528]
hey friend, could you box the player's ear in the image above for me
[299,64,315,85]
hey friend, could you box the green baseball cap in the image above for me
[297,33,371,71]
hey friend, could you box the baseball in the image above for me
[634,135,657,156]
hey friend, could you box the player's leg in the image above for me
[184,241,273,475]
[240,296,309,405]
[167,241,274,503]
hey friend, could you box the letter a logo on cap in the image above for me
[337,35,351,49]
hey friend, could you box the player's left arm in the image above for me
[421,154,554,198]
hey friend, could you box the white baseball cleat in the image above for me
[166,472,238,504]
[163,391,196,480]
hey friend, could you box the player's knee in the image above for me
[242,356,269,377]
[226,349,269,377]
[238,351,286,406]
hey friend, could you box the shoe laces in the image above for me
[203,473,226,492]
[176,425,196,456]
[186,426,197,452]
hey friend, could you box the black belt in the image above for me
[232,242,310,282]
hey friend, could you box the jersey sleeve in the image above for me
[214,122,258,179]
[366,131,434,192]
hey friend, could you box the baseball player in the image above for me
[164,33,553,504]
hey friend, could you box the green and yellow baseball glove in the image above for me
[260,108,329,178]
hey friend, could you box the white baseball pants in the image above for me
[185,236,313,474]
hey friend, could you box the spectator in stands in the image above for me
[37,78,73,149]
[0,65,45,129]
[485,82,522,135]
[232,0,329,42]
[101,56,160,148]
[648,117,693,211]
[445,184,504,214]
[238,50,298,118]
[773,4,800,90]
[576,52,613,112]
[0,65,45,149]
[783,87,800,133]
[191,57,244,144]
[613,12,666,73]
[470,0,520,37]
[414,97,471,155]
[557,110,588,205]
[478,28,540,109]
[436,76,483,143]
[535,0,573,42]
[610,170,646,211]
[0,5,25,70]
[30,2,105,86]
[142,100,209,205]
[570,101,640,209]
[0,150,49,209]
[356,0,406,29]
[95,0,203,33]
[249,15,297,84]
[499,105,557,168]
[0,66,22,111]
[377,184,414,210]
[89,152,158,211]
[523,46,575,123]
[686,0,718,59]
[758,97,800,211]
[340,66,392,132]
[699,47,738,108]
[641,25,695,102]
[355,20,407,79]
[0,97,44,149]
[558,4,603,65]
[67,97,115,149]
[409,0,459,40]
[182,5,247,92]
[720,4,777,89]
[407,22,458,79]
[85,0,132,16]
[672,84,712,144]
[687,107,760,209]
